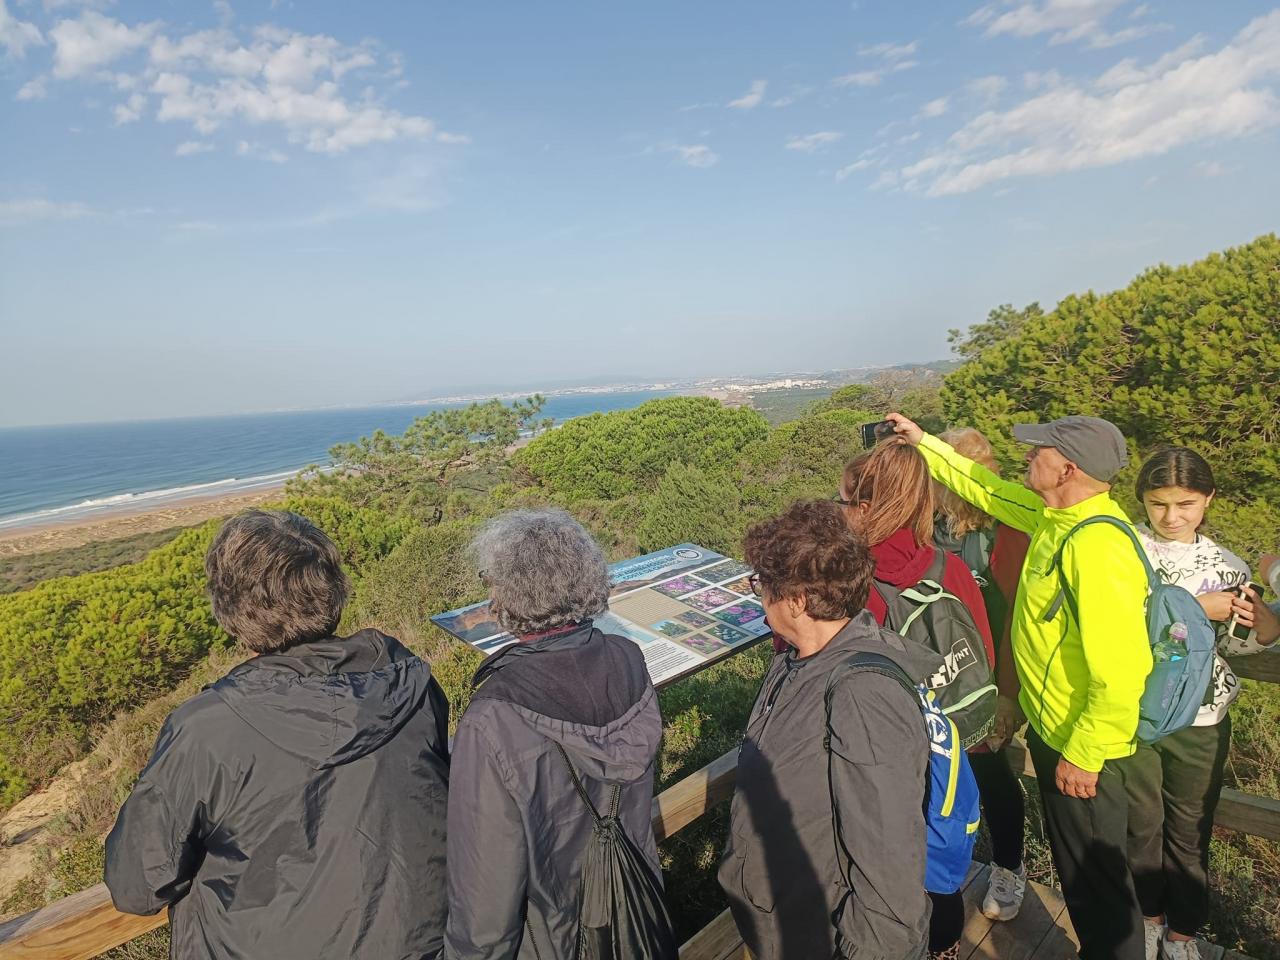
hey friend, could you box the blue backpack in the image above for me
[1046,516,1216,743]
[823,651,980,896]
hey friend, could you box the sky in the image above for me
[2,0,1278,428]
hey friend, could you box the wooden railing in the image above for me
[2,652,1277,960]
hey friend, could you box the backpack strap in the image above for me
[551,741,621,825]
[878,549,966,636]
[1042,516,1157,623]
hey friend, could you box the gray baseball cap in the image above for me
[1012,416,1129,482]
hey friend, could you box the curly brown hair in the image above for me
[742,499,874,621]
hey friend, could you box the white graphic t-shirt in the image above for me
[1137,526,1268,726]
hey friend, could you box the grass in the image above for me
[0,528,188,595]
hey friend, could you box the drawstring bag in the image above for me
[552,742,679,960]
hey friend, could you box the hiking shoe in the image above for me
[981,864,1027,921]
[1160,935,1200,960]
[1144,920,1163,960]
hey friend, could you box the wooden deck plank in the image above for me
[678,908,746,960]
[1023,879,1079,960]
[970,876,1069,960]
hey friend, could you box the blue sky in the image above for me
[2,0,1278,427]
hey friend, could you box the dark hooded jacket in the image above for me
[718,612,942,960]
[104,630,450,960]
[444,622,663,960]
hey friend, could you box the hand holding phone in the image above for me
[860,420,896,449]
[1227,582,1260,641]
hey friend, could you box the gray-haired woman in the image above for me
[444,509,665,960]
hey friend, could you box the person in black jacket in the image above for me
[444,509,664,960]
[104,510,450,960]
[719,499,937,960]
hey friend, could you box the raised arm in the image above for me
[886,414,1044,534]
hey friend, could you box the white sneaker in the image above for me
[1160,934,1200,960]
[1144,920,1163,960]
[981,864,1027,921]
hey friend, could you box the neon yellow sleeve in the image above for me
[917,433,1044,534]
[1059,526,1153,772]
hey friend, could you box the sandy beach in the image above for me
[0,483,288,558]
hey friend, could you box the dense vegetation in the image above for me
[2,234,1278,957]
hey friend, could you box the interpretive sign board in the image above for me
[431,543,771,687]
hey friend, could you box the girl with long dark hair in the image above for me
[1129,447,1279,960]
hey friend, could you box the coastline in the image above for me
[0,483,288,558]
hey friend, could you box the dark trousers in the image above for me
[1125,717,1231,937]
[969,748,1025,870]
[1026,726,1144,960]
[928,890,964,953]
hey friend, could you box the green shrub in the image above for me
[516,397,769,501]
[636,464,743,555]
[0,523,225,807]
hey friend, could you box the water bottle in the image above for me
[1153,622,1188,662]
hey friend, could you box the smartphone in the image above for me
[860,420,895,449]
[1227,581,1260,641]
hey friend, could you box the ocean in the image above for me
[0,391,674,529]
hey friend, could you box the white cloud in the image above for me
[435,131,471,145]
[900,10,1280,196]
[770,85,814,108]
[213,0,234,26]
[834,69,883,88]
[0,0,43,58]
[175,139,213,156]
[965,0,1164,49]
[50,11,157,78]
[920,96,950,118]
[113,90,143,123]
[967,75,1007,102]
[1194,160,1229,178]
[1095,37,1205,89]
[16,75,49,100]
[37,14,434,155]
[670,144,719,168]
[835,57,918,88]
[0,197,93,226]
[835,155,877,181]
[728,79,766,110]
[785,131,843,153]
[858,40,918,61]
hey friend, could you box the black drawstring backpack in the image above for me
[549,742,678,960]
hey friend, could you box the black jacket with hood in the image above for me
[104,630,450,960]
[443,622,663,960]
[718,611,941,960]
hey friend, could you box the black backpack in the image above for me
[874,549,998,748]
[546,742,679,960]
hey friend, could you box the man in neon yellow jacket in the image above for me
[888,412,1152,960]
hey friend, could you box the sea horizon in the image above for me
[0,390,676,529]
